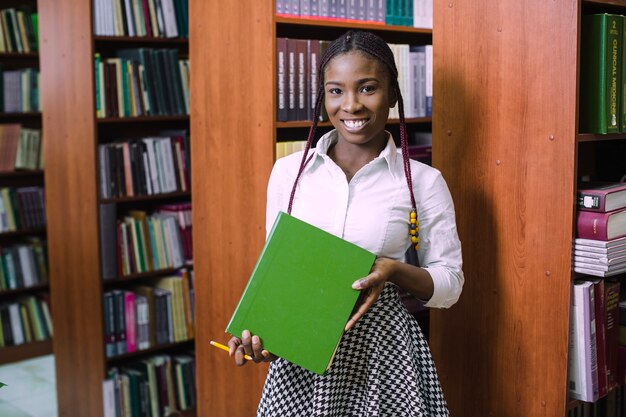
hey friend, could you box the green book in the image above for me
[580,13,622,134]
[226,211,376,375]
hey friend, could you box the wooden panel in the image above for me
[189,1,275,416]
[430,1,578,416]
[39,1,104,416]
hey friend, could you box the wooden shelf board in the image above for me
[576,132,626,142]
[0,52,38,59]
[0,112,41,120]
[106,339,194,364]
[100,190,191,204]
[94,36,189,45]
[0,170,44,179]
[0,228,46,239]
[0,283,49,298]
[0,339,52,366]
[275,16,432,34]
[103,264,193,286]
[97,115,190,124]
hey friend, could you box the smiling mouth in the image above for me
[341,119,369,130]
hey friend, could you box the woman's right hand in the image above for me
[227,330,277,366]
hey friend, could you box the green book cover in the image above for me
[580,14,622,134]
[226,212,376,375]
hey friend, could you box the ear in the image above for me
[389,87,398,109]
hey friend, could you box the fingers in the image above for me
[227,337,240,356]
[345,284,383,331]
[239,330,276,364]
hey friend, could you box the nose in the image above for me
[341,92,363,113]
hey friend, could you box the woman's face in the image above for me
[323,51,396,149]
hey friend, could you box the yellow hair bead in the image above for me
[414,244,419,250]
[410,211,417,219]
[411,236,418,243]
[410,229,417,235]
[410,218,417,224]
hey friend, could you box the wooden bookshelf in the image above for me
[191,2,434,416]
[41,1,193,416]
[429,0,598,416]
[0,0,50,366]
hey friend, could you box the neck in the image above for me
[328,132,387,182]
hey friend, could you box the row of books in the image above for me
[276,37,432,122]
[1,68,40,113]
[0,8,38,53]
[0,125,42,172]
[275,0,433,28]
[568,279,623,402]
[0,186,46,233]
[575,182,626,276]
[0,238,47,291]
[100,204,192,279]
[103,353,195,417]
[568,385,626,417]
[95,49,189,118]
[580,14,626,134]
[94,0,189,38]
[0,294,52,347]
[99,134,190,199]
[103,272,194,357]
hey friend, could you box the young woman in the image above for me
[228,30,464,416]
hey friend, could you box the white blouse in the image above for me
[266,130,464,309]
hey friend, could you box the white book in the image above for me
[425,45,433,116]
[102,379,117,417]
[574,265,626,277]
[17,245,36,287]
[142,138,161,194]
[160,0,179,38]
[123,0,135,36]
[99,144,111,199]
[8,303,25,345]
[570,281,599,402]
[574,259,626,272]
[158,137,178,193]
[142,151,153,195]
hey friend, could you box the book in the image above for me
[577,208,626,241]
[580,14,622,134]
[578,182,626,212]
[226,211,376,375]
[569,281,599,402]
[605,280,621,390]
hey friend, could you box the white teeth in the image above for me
[343,119,367,128]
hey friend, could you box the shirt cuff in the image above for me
[423,266,462,309]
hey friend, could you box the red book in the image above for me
[619,345,626,386]
[124,291,137,353]
[577,208,626,241]
[605,280,621,390]
[578,182,626,212]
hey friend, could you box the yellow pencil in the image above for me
[210,340,253,361]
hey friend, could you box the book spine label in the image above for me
[577,191,606,212]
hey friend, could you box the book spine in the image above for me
[592,280,609,398]
[276,38,288,121]
[577,190,608,212]
[605,280,621,389]
[576,210,610,241]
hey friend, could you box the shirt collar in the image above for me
[305,130,401,179]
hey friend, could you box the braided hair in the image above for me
[286,30,417,232]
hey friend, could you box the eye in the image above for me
[328,88,342,95]
[360,85,377,94]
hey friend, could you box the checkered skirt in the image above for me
[256,284,450,417]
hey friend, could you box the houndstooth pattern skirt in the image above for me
[256,284,450,417]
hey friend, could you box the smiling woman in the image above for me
[228,30,464,417]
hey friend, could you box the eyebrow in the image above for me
[325,77,380,86]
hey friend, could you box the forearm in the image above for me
[386,258,434,302]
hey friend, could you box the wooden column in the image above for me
[190,1,275,415]
[430,1,578,416]
[39,1,104,416]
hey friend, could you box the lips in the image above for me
[341,118,369,131]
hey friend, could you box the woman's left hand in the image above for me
[345,257,398,331]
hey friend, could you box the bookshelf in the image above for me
[41,1,193,416]
[427,0,626,416]
[0,0,51,366]
[190,1,433,416]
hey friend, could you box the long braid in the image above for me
[287,31,417,222]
